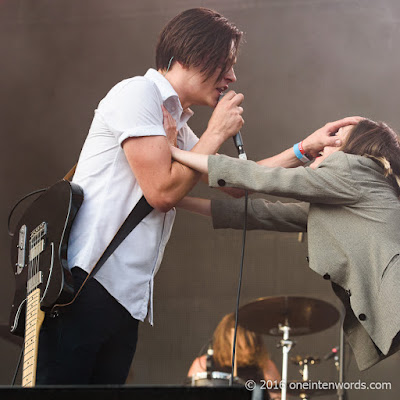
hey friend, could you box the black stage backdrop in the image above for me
[1,1,399,399]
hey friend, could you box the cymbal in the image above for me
[0,323,23,346]
[238,296,340,336]
[270,381,336,397]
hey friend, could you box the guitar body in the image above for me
[9,180,84,338]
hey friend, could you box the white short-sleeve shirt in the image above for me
[67,69,199,324]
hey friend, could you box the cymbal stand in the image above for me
[278,322,295,400]
[296,356,320,381]
[296,356,320,400]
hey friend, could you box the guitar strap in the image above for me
[53,164,154,313]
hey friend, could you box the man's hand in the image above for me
[302,116,363,158]
[205,90,244,146]
[162,106,178,147]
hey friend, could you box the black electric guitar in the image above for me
[9,179,83,386]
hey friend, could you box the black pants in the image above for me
[36,267,139,385]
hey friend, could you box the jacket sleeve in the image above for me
[208,151,361,205]
[211,198,309,232]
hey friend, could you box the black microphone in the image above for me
[323,346,339,360]
[233,130,247,160]
[218,94,247,160]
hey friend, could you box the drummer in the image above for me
[188,313,281,396]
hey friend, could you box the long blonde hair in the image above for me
[212,313,269,368]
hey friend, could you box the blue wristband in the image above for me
[293,142,310,163]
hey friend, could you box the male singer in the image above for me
[36,7,244,385]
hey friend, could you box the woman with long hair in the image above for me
[173,119,400,371]
[188,313,280,391]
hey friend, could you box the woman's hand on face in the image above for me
[309,125,354,169]
[162,105,178,147]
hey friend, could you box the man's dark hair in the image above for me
[156,8,243,82]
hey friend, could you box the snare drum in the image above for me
[188,371,244,387]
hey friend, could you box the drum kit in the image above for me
[1,295,342,398]
[189,296,342,400]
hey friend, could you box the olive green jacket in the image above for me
[209,151,400,371]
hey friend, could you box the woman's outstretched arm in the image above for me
[170,146,209,174]
[177,197,211,217]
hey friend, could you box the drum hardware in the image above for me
[323,346,340,371]
[187,371,244,387]
[337,313,346,400]
[238,296,340,400]
[237,296,340,336]
[206,345,214,378]
[291,355,320,382]
[289,356,321,400]
[276,321,295,400]
[186,297,340,398]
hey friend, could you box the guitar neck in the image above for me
[22,288,45,387]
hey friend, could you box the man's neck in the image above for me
[158,67,191,110]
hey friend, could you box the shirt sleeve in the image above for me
[212,198,309,232]
[208,151,362,205]
[96,77,165,146]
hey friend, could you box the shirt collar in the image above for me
[144,68,194,130]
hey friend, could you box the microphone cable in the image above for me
[230,189,249,385]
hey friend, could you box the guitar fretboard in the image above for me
[22,288,44,387]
